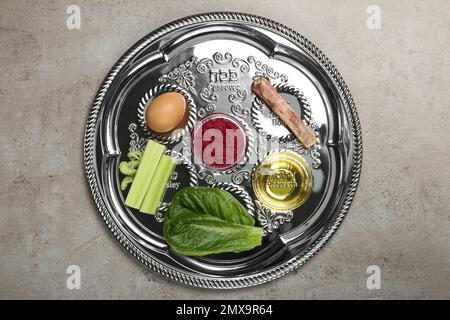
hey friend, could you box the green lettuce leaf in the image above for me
[163,187,262,256]
[166,186,255,226]
[164,212,263,256]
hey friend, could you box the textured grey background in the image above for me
[1,0,449,299]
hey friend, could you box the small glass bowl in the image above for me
[191,113,248,172]
[252,150,313,211]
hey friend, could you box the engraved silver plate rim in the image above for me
[84,12,363,289]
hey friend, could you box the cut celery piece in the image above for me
[120,176,134,191]
[125,140,166,209]
[140,155,176,215]
[127,150,143,161]
[119,160,139,176]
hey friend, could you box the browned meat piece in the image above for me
[251,76,316,148]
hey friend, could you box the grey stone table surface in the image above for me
[1,0,449,299]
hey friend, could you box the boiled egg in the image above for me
[145,92,187,133]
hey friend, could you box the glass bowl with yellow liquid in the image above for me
[252,150,313,211]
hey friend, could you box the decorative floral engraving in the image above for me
[201,52,250,73]
[228,88,247,104]
[197,87,218,118]
[196,58,213,73]
[197,169,215,185]
[256,133,268,161]
[247,56,288,82]
[195,52,253,120]
[213,52,233,64]
[255,201,293,236]
[200,87,217,103]
[231,169,251,185]
[159,57,198,94]
[155,202,169,223]
[229,89,249,118]
[232,57,250,73]
[197,104,216,118]
[128,123,146,151]
[231,105,250,118]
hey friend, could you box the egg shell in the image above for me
[146,92,187,133]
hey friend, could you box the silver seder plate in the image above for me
[84,12,363,289]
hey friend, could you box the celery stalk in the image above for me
[140,155,176,214]
[125,140,166,209]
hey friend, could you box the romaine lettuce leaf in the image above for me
[163,187,262,256]
[166,186,255,226]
